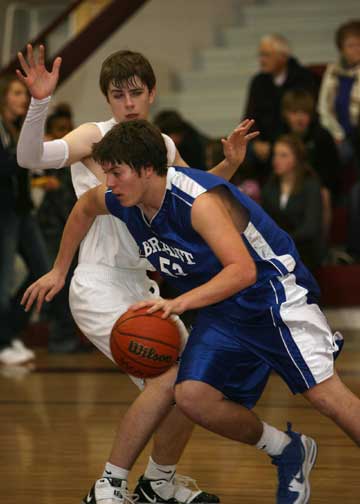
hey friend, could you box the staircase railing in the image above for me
[0,0,149,86]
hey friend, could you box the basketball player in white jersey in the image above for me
[16,45,258,504]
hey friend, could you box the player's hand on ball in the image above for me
[130,297,188,318]
[21,269,65,313]
[222,118,259,167]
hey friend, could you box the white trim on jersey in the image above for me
[244,222,296,274]
[169,167,207,197]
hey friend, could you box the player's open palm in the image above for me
[222,118,259,167]
[16,44,61,99]
[21,269,65,314]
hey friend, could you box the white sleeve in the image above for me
[17,96,69,170]
[162,133,176,166]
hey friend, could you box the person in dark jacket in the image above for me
[262,134,326,271]
[245,34,317,179]
[0,75,50,365]
[153,109,208,169]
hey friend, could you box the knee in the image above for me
[304,385,339,419]
[145,365,178,399]
[175,380,215,423]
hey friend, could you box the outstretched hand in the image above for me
[222,118,259,168]
[21,269,65,313]
[16,44,61,99]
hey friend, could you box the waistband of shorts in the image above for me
[74,263,150,282]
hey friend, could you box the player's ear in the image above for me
[149,85,156,104]
[143,164,154,178]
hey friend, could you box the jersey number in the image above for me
[159,257,187,277]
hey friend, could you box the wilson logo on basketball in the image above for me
[128,341,172,362]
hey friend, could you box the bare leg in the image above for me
[151,406,195,465]
[175,380,263,445]
[303,372,360,446]
[108,366,177,468]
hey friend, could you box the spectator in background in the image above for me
[245,34,316,179]
[281,89,340,238]
[318,20,360,171]
[153,109,208,169]
[262,134,326,271]
[36,103,82,353]
[0,75,48,365]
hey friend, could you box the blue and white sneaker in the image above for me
[271,423,317,503]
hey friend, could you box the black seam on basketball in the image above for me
[112,331,179,350]
[111,340,173,370]
[115,312,174,326]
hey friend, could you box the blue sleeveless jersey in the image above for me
[105,166,319,318]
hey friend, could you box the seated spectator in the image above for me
[318,20,360,172]
[153,109,208,169]
[244,34,317,179]
[281,89,341,237]
[262,134,326,271]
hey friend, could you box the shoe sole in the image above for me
[299,435,318,504]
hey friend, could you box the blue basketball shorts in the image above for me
[176,275,343,409]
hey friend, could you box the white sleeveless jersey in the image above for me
[71,118,177,270]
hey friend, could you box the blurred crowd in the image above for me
[0,18,359,366]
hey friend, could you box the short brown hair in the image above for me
[99,50,156,97]
[335,19,360,50]
[282,89,315,117]
[92,119,167,176]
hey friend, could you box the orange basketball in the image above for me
[110,307,181,378]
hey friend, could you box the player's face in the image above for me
[273,142,296,176]
[104,162,149,206]
[341,35,360,66]
[4,80,29,119]
[106,78,156,123]
[258,41,287,75]
[285,110,311,134]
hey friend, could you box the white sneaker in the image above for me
[12,339,35,361]
[0,345,33,366]
[82,478,139,504]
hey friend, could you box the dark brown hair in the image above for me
[0,75,28,139]
[335,19,360,50]
[99,50,156,98]
[92,119,167,176]
[274,134,315,193]
[282,89,315,117]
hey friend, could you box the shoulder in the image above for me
[65,122,103,143]
[302,175,321,193]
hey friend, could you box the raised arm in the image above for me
[174,119,259,181]
[16,44,101,169]
[21,184,108,312]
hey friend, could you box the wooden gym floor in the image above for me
[1,330,359,504]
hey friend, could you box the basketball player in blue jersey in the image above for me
[17,45,259,504]
[23,119,360,504]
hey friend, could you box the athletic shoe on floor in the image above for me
[0,344,33,366]
[82,477,138,504]
[271,422,317,503]
[134,475,220,503]
[12,339,35,360]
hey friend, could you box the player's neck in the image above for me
[139,175,167,221]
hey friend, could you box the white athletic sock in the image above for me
[256,422,291,457]
[102,462,129,480]
[144,456,176,481]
